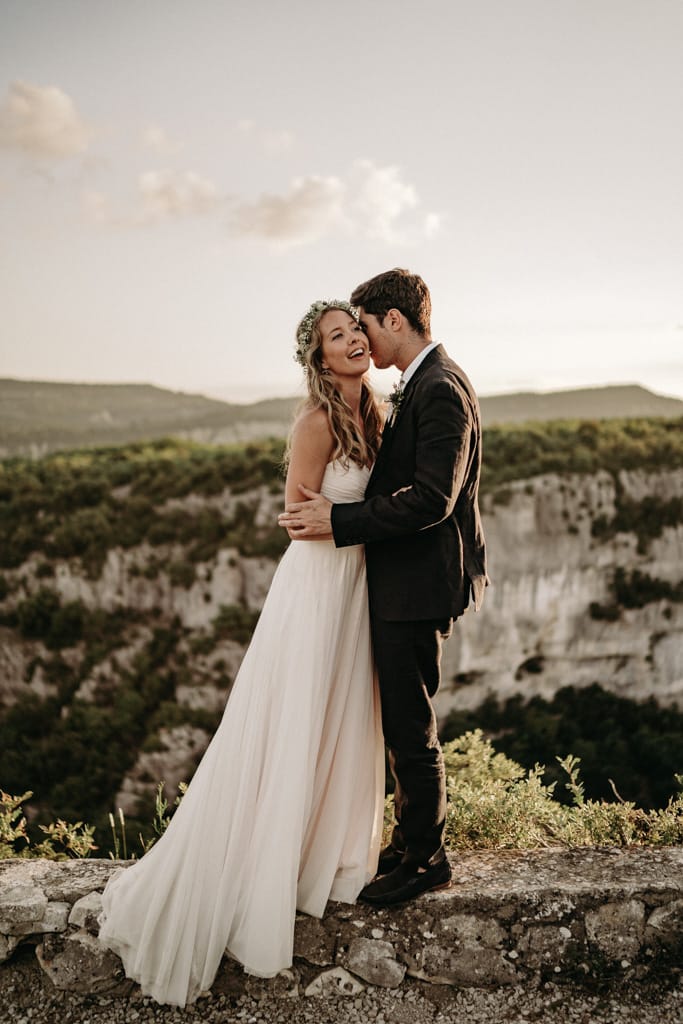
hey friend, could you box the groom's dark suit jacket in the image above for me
[331,345,488,621]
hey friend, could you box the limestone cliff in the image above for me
[436,467,683,719]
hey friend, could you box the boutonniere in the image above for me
[387,380,405,424]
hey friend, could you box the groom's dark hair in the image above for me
[350,268,432,338]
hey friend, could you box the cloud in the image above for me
[0,81,89,158]
[236,119,294,154]
[231,160,441,246]
[346,160,419,242]
[82,171,225,228]
[142,125,182,155]
[138,169,223,220]
[231,174,345,245]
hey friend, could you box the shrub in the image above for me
[481,416,683,492]
[589,568,683,619]
[589,601,620,622]
[440,684,683,810]
[211,604,260,645]
[0,788,97,859]
[168,560,196,588]
[591,495,683,554]
[439,732,683,850]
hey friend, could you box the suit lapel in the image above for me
[369,346,446,486]
[386,345,443,431]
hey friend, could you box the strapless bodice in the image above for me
[320,460,371,504]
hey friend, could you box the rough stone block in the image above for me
[406,913,515,986]
[522,895,577,923]
[585,900,646,960]
[304,966,365,997]
[36,929,132,995]
[0,882,48,932]
[9,900,70,936]
[0,933,20,964]
[68,891,104,935]
[645,899,683,950]
[346,937,406,988]
[516,924,577,968]
[0,856,116,905]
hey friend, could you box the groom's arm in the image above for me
[332,380,472,548]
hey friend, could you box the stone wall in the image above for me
[1,847,682,1003]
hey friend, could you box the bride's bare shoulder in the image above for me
[290,403,332,441]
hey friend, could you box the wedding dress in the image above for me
[98,460,384,1007]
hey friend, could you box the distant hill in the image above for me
[480,384,683,425]
[0,379,298,457]
[1,378,682,457]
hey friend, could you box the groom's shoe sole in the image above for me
[359,858,452,907]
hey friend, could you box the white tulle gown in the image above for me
[98,460,384,1007]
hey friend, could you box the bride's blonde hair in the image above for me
[287,302,383,468]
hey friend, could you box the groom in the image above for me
[279,268,488,905]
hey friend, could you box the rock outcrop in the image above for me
[436,468,683,718]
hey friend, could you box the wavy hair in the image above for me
[350,267,432,338]
[286,303,383,468]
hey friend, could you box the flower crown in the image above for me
[294,299,359,369]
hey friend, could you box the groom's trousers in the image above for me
[370,613,453,866]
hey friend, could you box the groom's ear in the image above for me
[384,308,403,332]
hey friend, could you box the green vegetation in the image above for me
[441,684,683,811]
[0,437,288,575]
[592,494,683,554]
[1,789,97,859]
[590,568,683,621]
[480,416,683,492]
[0,598,246,850]
[441,731,683,850]
[2,420,681,577]
[0,623,179,831]
[5,729,682,861]
[211,603,261,645]
[0,588,131,654]
[107,783,187,860]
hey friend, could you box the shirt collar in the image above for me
[400,341,439,386]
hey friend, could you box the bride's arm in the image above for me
[284,407,334,539]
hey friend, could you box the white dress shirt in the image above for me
[399,341,440,387]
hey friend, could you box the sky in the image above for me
[0,0,681,403]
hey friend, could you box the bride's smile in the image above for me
[319,308,370,378]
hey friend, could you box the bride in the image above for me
[98,300,386,1007]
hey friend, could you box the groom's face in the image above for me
[358,309,396,370]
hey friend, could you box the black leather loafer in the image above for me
[359,856,452,906]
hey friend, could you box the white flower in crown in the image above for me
[294,299,358,369]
